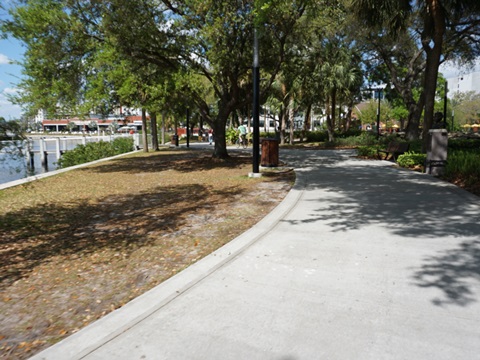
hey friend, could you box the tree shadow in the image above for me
[81,150,252,175]
[411,240,480,306]
[0,183,242,290]
[280,149,480,306]
[281,150,480,239]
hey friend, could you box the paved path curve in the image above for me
[32,149,480,360]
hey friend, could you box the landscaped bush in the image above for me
[444,150,480,185]
[397,152,427,169]
[335,128,362,138]
[226,128,239,145]
[335,132,378,147]
[448,138,480,152]
[58,137,134,168]
[112,137,135,153]
[357,145,378,158]
[352,132,378,146]
[305,131,329,142]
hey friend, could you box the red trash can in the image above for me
[261,138,279,167]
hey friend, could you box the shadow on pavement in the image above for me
[281,149,480,307]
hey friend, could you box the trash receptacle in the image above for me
[426,129,448,176]
[171,134,179,147]
[261,138,279,167]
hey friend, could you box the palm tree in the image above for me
[320,39,362,142]
[352,0,480,144]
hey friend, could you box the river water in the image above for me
[0,135,134,186]
[0,140,51,185]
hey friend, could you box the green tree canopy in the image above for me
[351,0,480,144]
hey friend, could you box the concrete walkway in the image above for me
[31,149,480,360]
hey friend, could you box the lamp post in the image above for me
[364,86,383,137]
[252,28,260,174]
[443,80,448,129]
[375,88,382,139]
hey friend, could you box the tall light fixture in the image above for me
[443,80,448,129]
[252,28,260,174]
[376,88,381,138]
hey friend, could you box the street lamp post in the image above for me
[375,89,381,138]
[443,80,448,129]
[252,28,260,174]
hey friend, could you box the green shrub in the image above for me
[335,132,379,147]
[444,150,480,185]
[352,132,378,146]
[335,128,362,138]
[397,152,427,168]
[357,145,378,158]
[260,131,276,139]
[58,138,134,168]
[112,137,134,153]
[406,139,423,153]
[226,128,238,145]
[448,138,480,152]
[305,131,328,142]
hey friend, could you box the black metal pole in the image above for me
[376,89,381,138]
[186,108,190,148]
[252,28,260,173]
[443,80,448,129]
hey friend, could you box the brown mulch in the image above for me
[0,149,294,359]
[448,177,480,197]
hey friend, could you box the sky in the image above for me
[0,36,23,120]
[1,1,23,120]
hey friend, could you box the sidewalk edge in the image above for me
[30,170,305,360]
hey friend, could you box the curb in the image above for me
[30,168,305,360]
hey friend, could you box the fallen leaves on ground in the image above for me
[0,149,294,359]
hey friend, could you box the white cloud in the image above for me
[3,87,18,95]
[0,53,10,65]
[0,88,22,119]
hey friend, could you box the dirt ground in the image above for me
[0,149,294,359]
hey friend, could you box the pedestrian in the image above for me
[208,129,214,145]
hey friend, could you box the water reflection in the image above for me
[0,140,54,184]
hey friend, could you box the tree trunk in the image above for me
[345,101,353,132]
[279,105,286,145]
[174,115,178,142]
[331,87,337,132]
[421,0,446,148]
[150,112,159,151]
[289,95,294,145]
[161,111,166,145]
[199,115,204,140]
[302,104,312,142]
[326,96,335,142]
[212,117,229,158]
[141,108,149,152]
[405,91,425,141]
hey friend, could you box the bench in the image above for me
[378,141,410,161]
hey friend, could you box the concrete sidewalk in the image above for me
[31,149,480,360]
